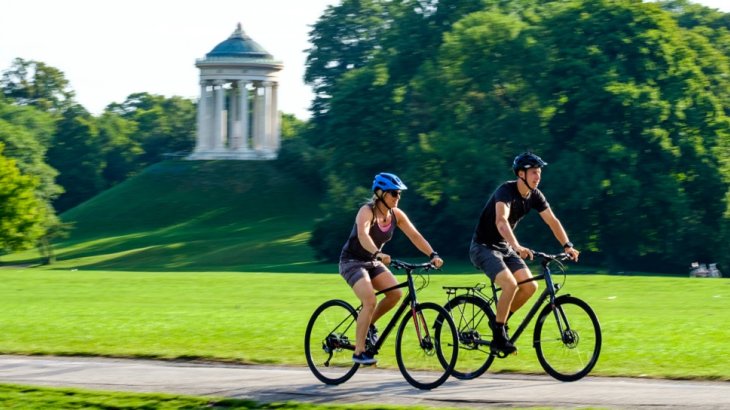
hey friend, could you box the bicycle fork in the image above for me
[409,303,434,350]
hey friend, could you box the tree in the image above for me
[0,143,46,253]
[305,0,393,122]
[105,92,195,165]
[47,104,105,212]
[1,58,75,112]
[97,111,143,187]
[0,96,62,205]
[305,0,730,271]
[0,96,62,258]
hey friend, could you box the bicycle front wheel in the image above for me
[395,302,457,390]
[442,295,496,380]
[304,299,359,385]
[533,296,601,381]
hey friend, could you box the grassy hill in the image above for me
[9,160,328,272]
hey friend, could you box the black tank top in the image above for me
[340,204,397,261]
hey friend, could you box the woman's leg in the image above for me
[351,277,377,355]
[370,270,402,324]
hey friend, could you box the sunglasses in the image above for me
[386,190,402,198]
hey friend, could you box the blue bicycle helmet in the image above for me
[512,152,548,175]
[372,172,408,192]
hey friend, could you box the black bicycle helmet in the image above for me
[512,152,548,176]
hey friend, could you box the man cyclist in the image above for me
[469,152,579,354]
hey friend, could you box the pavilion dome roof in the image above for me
[205,23,273,59]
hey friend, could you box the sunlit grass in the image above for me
[0,383,456,409]
[0,267,727,380]
[2,160,321,272]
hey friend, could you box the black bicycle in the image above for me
[304,260,458,390]
[442,251,601,381]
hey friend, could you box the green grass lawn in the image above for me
[1,266,728,380]
[0,383,453,410]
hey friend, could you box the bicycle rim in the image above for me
[304,299,359,385]
[442,295,495,380]
[396,302,457,390]
[534,296,601,381]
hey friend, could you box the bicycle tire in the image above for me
[533,295,601,381]
[441,295,496,380]
[304,299,360,385]
[395,302,457,390]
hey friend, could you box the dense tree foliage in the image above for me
[105,92,196,166]
[1,58,75,113]
[305,0,730,272]
[0,96,62,254]
[46,104,106,212]
[0,143,46,252]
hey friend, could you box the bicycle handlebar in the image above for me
[389,259,437,272]
[532,251,573,268]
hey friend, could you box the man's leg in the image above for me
[469,243,516,353]
[510,268,538,313]
[493,269,518,323]
[492,269,518,353]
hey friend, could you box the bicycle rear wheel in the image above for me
[533,296,601,381]
[395,302,457,390]
[304,299,359,385]
[442,295,496,380]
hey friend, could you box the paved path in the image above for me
[1,355,729,409]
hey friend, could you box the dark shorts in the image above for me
[469,241,528,281]
[339,259,389,287]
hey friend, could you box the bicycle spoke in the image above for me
[443,295,495,380]
[534,297,601,381]
[396,302,457,390]
[305,300,360,385]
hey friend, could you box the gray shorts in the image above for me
[339,259,389,287]
[469,241,527,281]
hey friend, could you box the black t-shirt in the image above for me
[472,181,549,248]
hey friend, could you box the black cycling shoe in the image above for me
[490,322,517,355]
[490,337,517,355]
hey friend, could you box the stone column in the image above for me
[237,80,250,151]
[263,81,273,152]
[253,83,265,150]
[271,82,280,151]
[213,81,225,151]
[195,80,209,152]
[228,85,237,149]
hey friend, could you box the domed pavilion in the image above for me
[188,23,283,160]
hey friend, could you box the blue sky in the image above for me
[1,0,727,120]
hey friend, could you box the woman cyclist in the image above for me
[339,172,444,365]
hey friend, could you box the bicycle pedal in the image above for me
[490,347,518,358]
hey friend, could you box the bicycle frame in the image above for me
[306,259,458,390]
[505,259,565,344]
[444,253,569,348]
[358,264,429,354]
